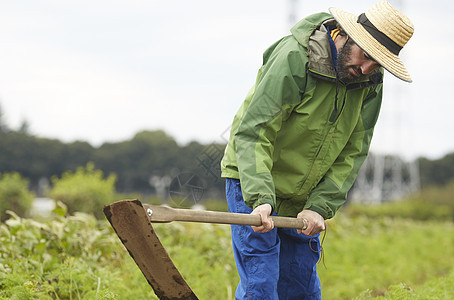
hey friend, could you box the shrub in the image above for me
[1,205,454,299]
[0,172,34,221]
[0,203,156,299]
[48,163,116,219]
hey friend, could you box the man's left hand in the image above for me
[297,210,326,236]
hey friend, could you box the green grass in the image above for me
[1,204,453,299]
[318,214,454,299]
[0,206,157,299]
[153,222,238,299]
[356,271,454,299]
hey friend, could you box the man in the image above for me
[220,1,414,299]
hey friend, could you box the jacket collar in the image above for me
[291,13,383,88]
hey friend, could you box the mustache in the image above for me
[351,66,363,76]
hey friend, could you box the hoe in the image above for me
[103,199,307,299]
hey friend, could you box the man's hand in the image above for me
[297,210,326,236]
[250,203,274,233]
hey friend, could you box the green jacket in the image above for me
[220,13,384,219]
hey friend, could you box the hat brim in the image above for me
[329,7,412,83]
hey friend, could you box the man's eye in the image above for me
[364,53,376,62]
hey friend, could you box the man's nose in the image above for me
[361,60,379,75]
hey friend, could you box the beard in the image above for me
[336,39,369,84]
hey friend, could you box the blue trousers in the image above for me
[226,178,322,300]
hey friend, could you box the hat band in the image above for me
[357,13,402,55]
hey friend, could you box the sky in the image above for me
[0,0,452,161]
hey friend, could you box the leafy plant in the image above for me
[0,172,34,221]
[1,202,453,299]
[0,202,155,299]
[48,163,116,218]
[318,213,454,299]
[153,222,238,299]
[356,271,454,299]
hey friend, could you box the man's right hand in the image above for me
[250,203,274,233]
[297,209,326,236]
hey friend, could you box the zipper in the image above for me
[329,82,347,123]
[297,116,331,192]
[298,83,343,192]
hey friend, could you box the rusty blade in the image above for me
[103,199,198,300]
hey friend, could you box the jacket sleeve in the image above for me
[304,83,383,219]
[235,44,307,211]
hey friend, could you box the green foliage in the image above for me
[199,198,229,212]
[347,179,454,221]
[318,213,454,299]
[1,112,454,197]
[0,205,236,299]
[409,179,454,220]
[346,199,452,221]
[0,203,156,299]
[357,271,454,299]
[48,163,116,219]
[153,222,238,299]
[418,153,454,187]
[0,172,34,221]
[1,207,453,299]
[0,104,8,133]
[0,127,226,196]
[0,131,95,188]
[93,130,181,193]
[115,193,163,206]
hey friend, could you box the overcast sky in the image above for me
[0,0,452,160]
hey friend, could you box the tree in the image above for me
[48,163,117,219]
[0,172,34,221]
[0,104,8,133]
[93,130,180,193]
[18,119,30,134]
[419,153,454,187]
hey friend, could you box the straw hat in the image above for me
[329,1,414,82]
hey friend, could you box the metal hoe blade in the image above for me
[103,199,198,300]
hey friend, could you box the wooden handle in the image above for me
[143,205,307,230]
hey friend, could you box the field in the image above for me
[1,202,453,299]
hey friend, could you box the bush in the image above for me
[48,163,117,219]
[2,207,453,299]
[0,172,34,222]
[0,204,237,299]
[0,203,156,299]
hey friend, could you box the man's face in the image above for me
[337,39,381,84]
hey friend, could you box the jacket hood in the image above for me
[290,12,333,49]
[291,13,339,80]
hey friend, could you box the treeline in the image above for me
[0,129,226,199]
[419,153,454,187]
[1,125,454,200]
